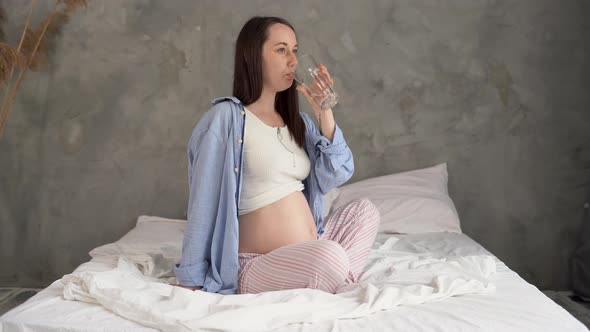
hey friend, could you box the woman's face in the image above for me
[261,23,298,93]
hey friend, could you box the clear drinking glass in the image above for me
[294,54,338,110]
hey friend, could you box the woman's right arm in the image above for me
[174,125,226,290]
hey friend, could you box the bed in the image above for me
[1,163,587,332]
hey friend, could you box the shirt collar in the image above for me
[211,96,242,105]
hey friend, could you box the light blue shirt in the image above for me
[174,96,354,294]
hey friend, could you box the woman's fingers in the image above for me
[319,64,334,86]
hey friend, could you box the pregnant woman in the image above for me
[174,16,380,295]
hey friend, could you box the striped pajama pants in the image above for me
[237,198,381,294]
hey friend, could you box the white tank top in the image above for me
[238,107,311,216]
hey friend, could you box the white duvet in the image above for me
[60,235,496,332]
[3,231,587,332]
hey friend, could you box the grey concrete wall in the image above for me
[1,0,589,289]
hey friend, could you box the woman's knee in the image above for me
[351,198,380,226]
[307,240,350,282]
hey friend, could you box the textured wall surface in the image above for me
[1,0,589,289]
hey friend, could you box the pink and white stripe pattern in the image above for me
[237,198,380,294]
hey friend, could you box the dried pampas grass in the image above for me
[0,44,25,85]
[21,11,69,71]
[0,0,88,139]
[57,0,89,13]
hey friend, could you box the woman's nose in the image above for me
[290,53,298,67]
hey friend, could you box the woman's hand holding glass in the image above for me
[295,54,338,115]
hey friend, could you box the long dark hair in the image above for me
[233,16,306,149]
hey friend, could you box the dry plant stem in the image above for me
[0,0,87,139]
[0,1,53,137]
[0,44,21,90]
[0,0,36,138]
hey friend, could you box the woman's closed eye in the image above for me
[277,48,298,54]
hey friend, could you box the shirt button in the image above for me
[240,111,245,115]
[234,167,239,172]
[238,139,243,144]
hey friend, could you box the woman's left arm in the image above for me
[309,117,354,194]
[298,64,353,193]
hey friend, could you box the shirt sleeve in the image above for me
[304,112,354,194]
[174,129,225,287]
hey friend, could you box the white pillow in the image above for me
[88,215,186,278]
[328,163,462,234]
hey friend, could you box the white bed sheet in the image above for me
[1,229,587,332]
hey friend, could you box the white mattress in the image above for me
[1,225,587,331]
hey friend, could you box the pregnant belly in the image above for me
[238,191,318,254]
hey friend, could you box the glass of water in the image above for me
[295,54,338,110]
